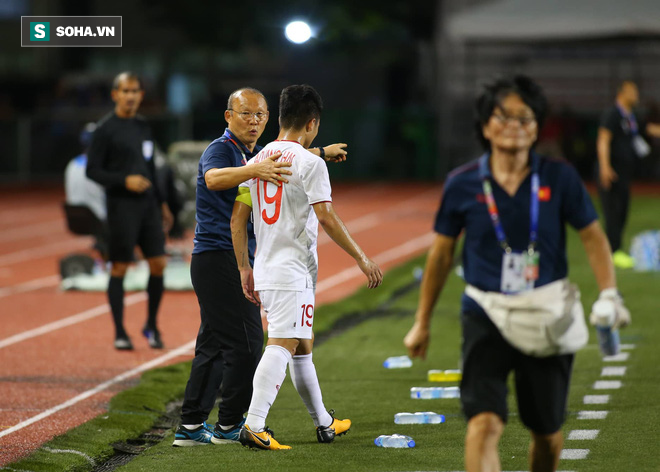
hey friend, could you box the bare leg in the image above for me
[465,412,504,472]
[529,430,563,472]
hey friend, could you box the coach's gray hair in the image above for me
[227,87,267,110]
[112,71,142,90]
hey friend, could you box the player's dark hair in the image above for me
[226,87,266,110]
[474,75,547,150]
[112,71,142,90]
[279,84,323,130]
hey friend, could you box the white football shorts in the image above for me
[260,288,315,339]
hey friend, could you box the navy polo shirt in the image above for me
[434,152,597,311]
[193,129,260,258]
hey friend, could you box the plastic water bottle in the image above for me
[410,386,460,399]
[383,356,412,369]
[427,369,462,382]
[394,412,445,424]
[374,434,415,448]
[592,300,620,356]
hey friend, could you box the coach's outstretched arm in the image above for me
[403,233,456,360]
[312,202,383,289]
[231,199,260,306]
[205,152,291,191]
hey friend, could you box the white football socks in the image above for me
[290,353,332,428]
[245,344,291,432]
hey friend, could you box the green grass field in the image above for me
[8,194,660,472]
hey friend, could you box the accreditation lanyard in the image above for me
[223,130,248,165]
[616,104,639,135]
[481,169,540,256]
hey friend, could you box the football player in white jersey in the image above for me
[231,84,382,450]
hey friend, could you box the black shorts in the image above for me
[460,309,574,434]
[106,195,165,262]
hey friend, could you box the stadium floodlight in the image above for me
[285,20,312,44]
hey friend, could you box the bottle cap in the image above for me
[592,299,616,326]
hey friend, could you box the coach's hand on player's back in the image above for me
[125,174,152,193]
[254,152,292,187]
[358,257,383,289]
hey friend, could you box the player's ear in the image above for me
[306,118,317,132]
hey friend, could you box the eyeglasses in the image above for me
[228,109,269,122]
[492,112,536,126]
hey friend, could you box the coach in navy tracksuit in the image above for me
[404,76,630,471]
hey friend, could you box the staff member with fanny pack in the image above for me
[404,75,630,472]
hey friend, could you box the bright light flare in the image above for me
[285,21,312,44]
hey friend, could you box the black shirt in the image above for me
[600,105,644,179]
[87,112,161,201]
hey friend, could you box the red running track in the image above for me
[0,182,441,466]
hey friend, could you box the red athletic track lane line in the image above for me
[0,183,441,466]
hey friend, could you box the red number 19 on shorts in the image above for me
[300,304,314,328]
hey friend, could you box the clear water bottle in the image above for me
[592,299,621,356]
[410,386,460,399]
[394,412,445,424]
[383,355,412,369]
[374,434,415,448]
[427,369,462,382]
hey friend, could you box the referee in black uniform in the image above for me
[87,71,172,350]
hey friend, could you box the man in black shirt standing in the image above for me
[87,71,172,350]
[597,80,660,268]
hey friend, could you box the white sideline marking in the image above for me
[0,238,89,267]
[0,339,196,439]
[577,411,608,420]
[42,447,96,466]
[583,395,610,404]
[0,275,60,299]
[317,232,435,293]
[601,366,627,377]
[593,380,622,389]
[604,352,630,362]
[567,429,599,440]
[620,344,636,350]
[0,293,146,350]
[560,449,590,460]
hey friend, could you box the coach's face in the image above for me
[112,78,143,118]
[225,92,269,151]
[482,93,538,153]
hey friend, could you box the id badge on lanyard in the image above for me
[501,250,539,294]
[482,159,541,294]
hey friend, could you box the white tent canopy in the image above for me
[447,0,660,41]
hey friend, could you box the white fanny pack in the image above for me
[465,279,588,357]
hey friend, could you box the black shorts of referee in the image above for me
[106,194,166,262]
[460,309,574,434]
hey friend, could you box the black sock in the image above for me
[108,276,125,338]
[146,275,164,330]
